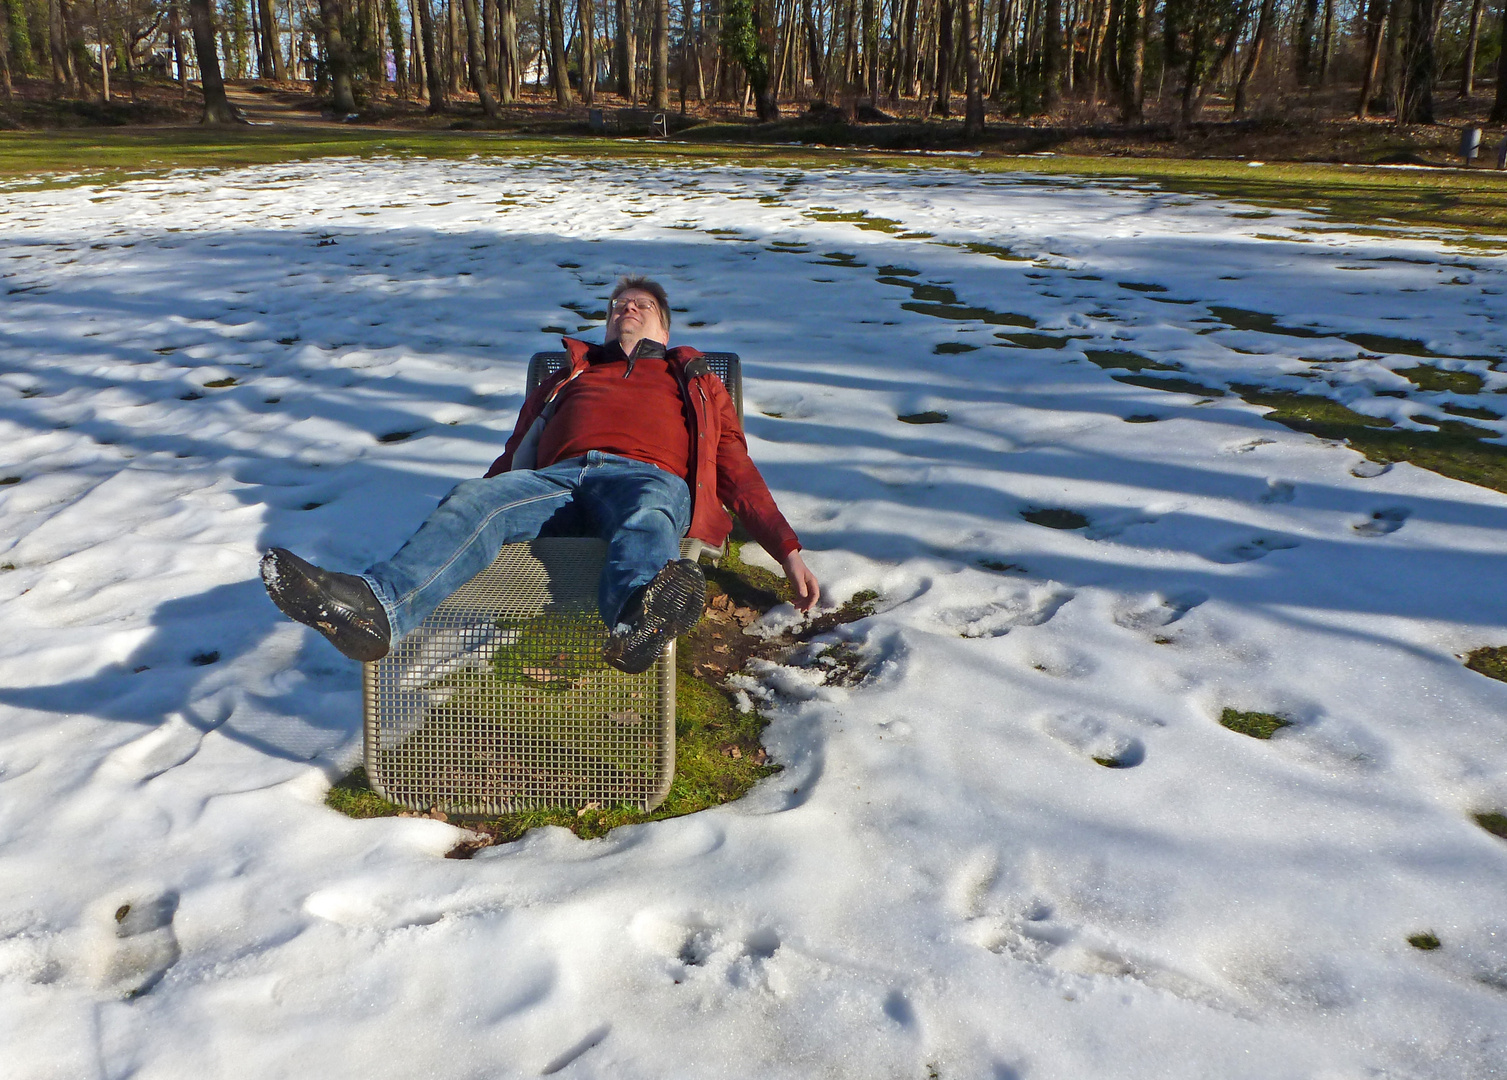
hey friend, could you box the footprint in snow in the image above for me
[1111,589,1207,631]
[967,902,1231,1010]
[1083,508,1162,539]
[90,891,181,998]
[1351,460,1392,479]
[939,586,1075,638]
[1259,479,1295,504]
[1040,713,1145,768]
[1353,506,1410,536]
[100,712,209,785]
[631,911,781,988]
[1208,535,1300,563]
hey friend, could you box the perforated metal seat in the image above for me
[362,350,742,815]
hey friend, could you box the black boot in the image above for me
[260,548,392,662]
[604,559,707,675]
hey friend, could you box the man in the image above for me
[262,276,819,675]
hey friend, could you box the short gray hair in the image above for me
[610,276,670,328]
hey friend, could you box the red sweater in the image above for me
[536,342,690,476]
[486,339,801,561]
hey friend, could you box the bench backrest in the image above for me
[526,351,743,422]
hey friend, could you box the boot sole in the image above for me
[604,560,706,675]
[261,549,391,663]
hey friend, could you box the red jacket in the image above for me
[485,338,801,560]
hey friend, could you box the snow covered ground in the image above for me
[2,156,1507,1079]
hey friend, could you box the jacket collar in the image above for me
[562,336,690,369]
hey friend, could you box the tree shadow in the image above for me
[1,210,1499,768]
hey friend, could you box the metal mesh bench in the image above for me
[362,350,742,815]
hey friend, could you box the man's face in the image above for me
[605,288,669,346]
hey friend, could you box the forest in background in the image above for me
[0,0,1504,137]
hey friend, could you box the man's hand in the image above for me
[781,550,821,612]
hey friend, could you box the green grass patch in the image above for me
[326,766,407,818]
[1442,402,1502,421]
[899,411,949,424]
[1113,373,1226,397]
[1219,707,1292,739]
[1395,365,1486,395]
[1474,811,1507,840]
[1232,385,1507,496]
[1020,507,1089,530]
[1082,349,1179,372]
[1407,932,1441,950]
[1464,646,1507,682]
[1470,813,1507,837]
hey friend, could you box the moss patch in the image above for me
[1407,932,1441,950]
[1219,707,1292,739]
[1021,507,1089,530]
[898,411,949,424]
[1464,646,1507,682]
[1082,349,1178,372]
[1232,385,1507,496]
[326,767,407,818]
[1395,365,1486,395]
[1474,811,1507,840]
[1114,373,1226,397]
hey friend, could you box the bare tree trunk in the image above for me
[961,0,983,134]
[1355,0,1385,115]
[1117,0,1141,121]
[418,0,447,106]
[447,0,460,93]
[1492,0,1507,122]
[1458,0,1483,97]
[460,0,499,111]
[933,0,951,112]
[0,2,10,100]
[483,0,496,82]
[49,0,68,91]
[1295,0,1317,84]
[581,0,596,102]
[169,0,188,93]
[93,0,109,102]
[1318,0,1334,83]
[1234,0,1272,115]
[260,0,288,77]
[991,0,1013,98]
[616,0,636,95]
[651,0,667,105]
[188,0,240,119]
[500,0,518,99]
[549,0,572,101]
[1042,0,1059,109]
[1398,0,1435,122]
[862,0,876,99]
[409,0,427,94]
[803,0,826,98]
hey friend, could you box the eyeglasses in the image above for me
[609,296,659,315]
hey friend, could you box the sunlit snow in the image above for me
[2,156,1506,1078]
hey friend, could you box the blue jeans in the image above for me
[361,452,692,641]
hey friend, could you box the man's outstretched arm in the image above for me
[706,384,820,612]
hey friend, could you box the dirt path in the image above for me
[224,85,349,128]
